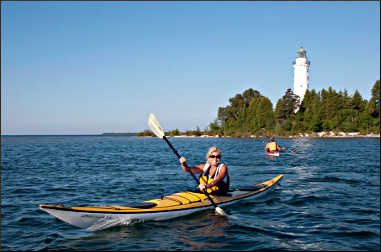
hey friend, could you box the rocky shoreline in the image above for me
[169,132,380,138]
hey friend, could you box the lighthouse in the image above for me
[293,47,310,108]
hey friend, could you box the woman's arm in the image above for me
[179,157,204,174]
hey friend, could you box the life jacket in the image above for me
[198,163,230,195]
[268,142,277,152]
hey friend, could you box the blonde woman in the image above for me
[179,146,230,195]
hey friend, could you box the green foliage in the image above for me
[187,126,202,136]
[168,129,180,136]
[215,88,275,136]
[137,130,155,137]
[137,80,380,137]
[368,80,380,133]
[368,80,380,117]
[209,81,380,137]
[275,88,299,123]
[208,119,222,136]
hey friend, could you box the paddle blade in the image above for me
[148,113,165,138]
[215,206,227,216]
[289,149,299,154]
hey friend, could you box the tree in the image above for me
[275,88,299,134]
[368,80,380,118]
[169,129,180,136]
[216,88,264,136]
[367,80,380,133]
[208,118,222,135]
[245,96,274,135]
[320,87,342,131]
[306,90,322,132]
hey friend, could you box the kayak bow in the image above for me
[39,174,283,230]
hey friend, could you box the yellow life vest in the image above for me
[199,163,230,195]
[268,142,277,151]
[199,176,219,194]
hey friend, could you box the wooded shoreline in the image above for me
[138,132,380,138]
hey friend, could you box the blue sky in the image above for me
[1,1,380,135]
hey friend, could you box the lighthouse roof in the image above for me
[296,47,307,58]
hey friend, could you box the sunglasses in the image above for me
[209,155,221,159]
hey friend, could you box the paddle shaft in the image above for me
[162,136,221,209]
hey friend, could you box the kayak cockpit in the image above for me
[229,185,266,192]
[123,202,157,209]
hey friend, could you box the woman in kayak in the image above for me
[265,137,285,153]
[179,146,230,196]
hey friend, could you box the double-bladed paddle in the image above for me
[148,113,227,216]
[286,148,299,154]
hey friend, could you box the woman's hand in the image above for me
[198,183,206,191]
[179,157,187,165]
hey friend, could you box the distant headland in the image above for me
[101,133,137,136]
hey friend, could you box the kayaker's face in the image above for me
[209,152,221,166]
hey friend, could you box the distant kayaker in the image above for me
[179,146,230,196]
[265,138,285,153]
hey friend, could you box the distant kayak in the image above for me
[39,174,284,231]
[266,151,280,157]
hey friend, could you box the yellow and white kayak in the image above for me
[39,174,283,230]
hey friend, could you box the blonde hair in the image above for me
[206,146,221,162]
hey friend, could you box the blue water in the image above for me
[1,136,380,251]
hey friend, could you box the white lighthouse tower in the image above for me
[293,47,310,108]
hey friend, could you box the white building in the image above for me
[293,47,310,108]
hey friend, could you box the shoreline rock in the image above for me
[166,132,380,139]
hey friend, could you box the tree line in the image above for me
[137,127,203,137]
[138,80,379,137]
[208,80,379,137]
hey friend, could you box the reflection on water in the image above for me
[179,238,228,250]
[265,155,278,160]
[50,211,233,250]
[177,213,232,249]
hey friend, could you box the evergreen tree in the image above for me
[307,90,322,132]
[367,80,380,133]
[321,87,342,131]
[368,80,380,118]
[250,96,274,135]
[295,89,313,132]
[208,118,222,135]
[350,90,365,131]
[275,88,299,134]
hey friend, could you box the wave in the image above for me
[87,217,144,231]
